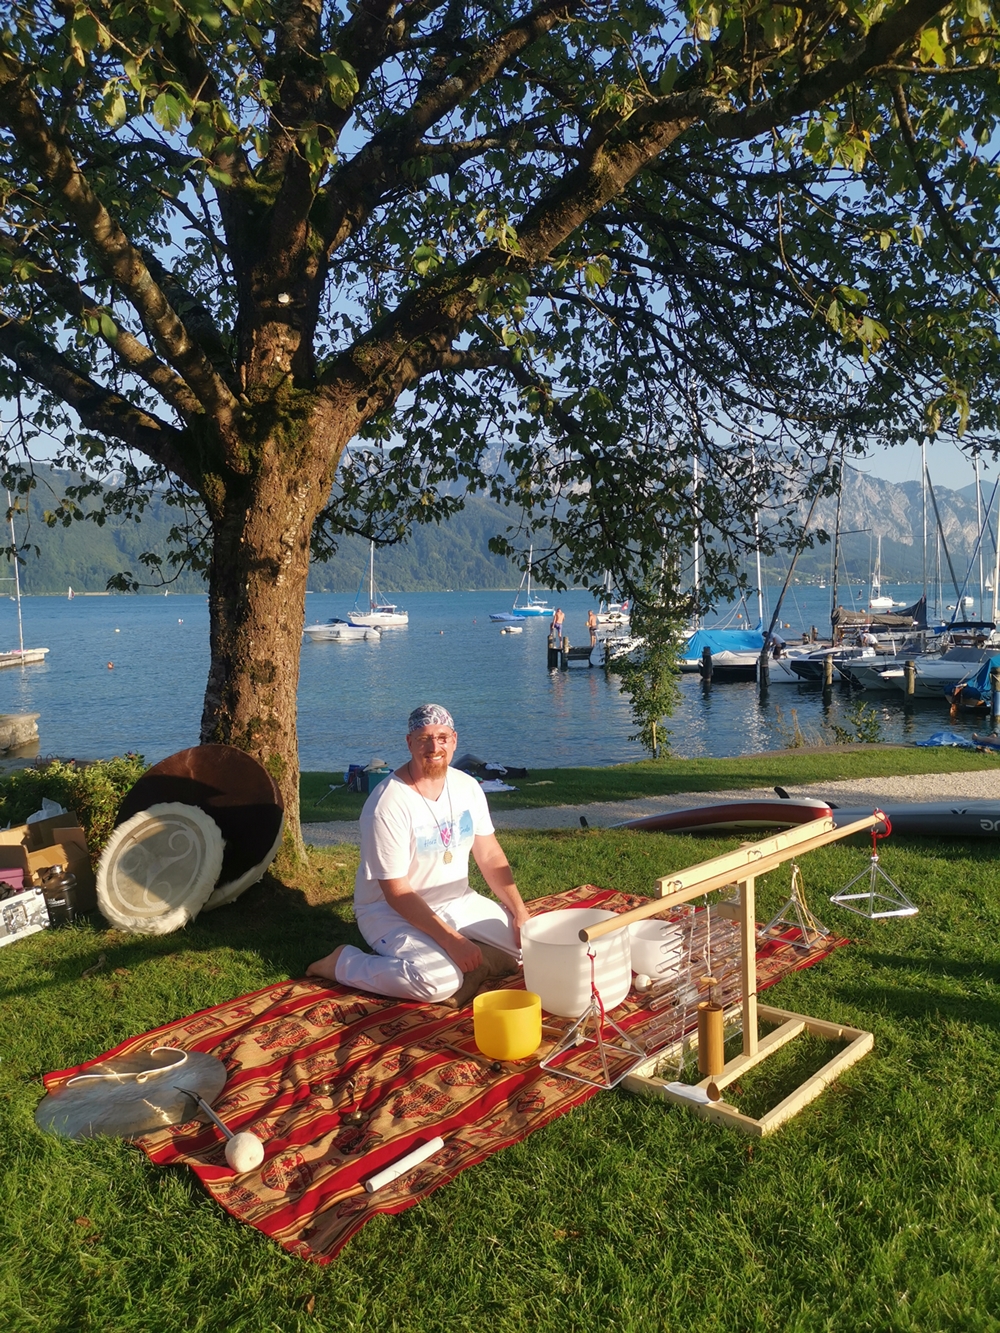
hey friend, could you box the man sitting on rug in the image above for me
[307,704,530,1006]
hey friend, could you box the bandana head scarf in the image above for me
[407,703,455,733]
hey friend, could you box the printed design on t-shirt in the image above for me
[414,807,475,859]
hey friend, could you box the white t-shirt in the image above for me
[354,767,495,909]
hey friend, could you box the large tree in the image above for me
[1,0,999,848]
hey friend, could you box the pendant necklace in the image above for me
[410,764,455,863]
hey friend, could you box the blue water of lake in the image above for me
[0,584,987,771]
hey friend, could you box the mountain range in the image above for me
[3,461,995,596]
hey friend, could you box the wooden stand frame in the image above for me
[579,814,879,1135]
[622,1002,873,1136]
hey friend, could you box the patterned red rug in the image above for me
[43,885,849,1263]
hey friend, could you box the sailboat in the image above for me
[1,492,49,669]
[489,546,552,621]
[347,542,408,627]
[868,536,897,610]
[595,570,629,627]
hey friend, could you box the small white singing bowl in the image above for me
[629,921,685,978]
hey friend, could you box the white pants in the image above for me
[335,890,516,1003]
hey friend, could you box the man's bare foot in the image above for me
[306,944,347,984]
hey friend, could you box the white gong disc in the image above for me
[97,803,224,934]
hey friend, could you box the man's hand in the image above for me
[504,900,531,945]
[446,934,484,973]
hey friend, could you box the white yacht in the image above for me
[348,542,409,627]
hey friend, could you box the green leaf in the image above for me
[412,243,441,276]
[153,92,184,132]
[322,53,360,110]
[658,57,679,95]
[919,26,948,67]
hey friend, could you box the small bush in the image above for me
[0,754,147,853]
[832,699,885,745]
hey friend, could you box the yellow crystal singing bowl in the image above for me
[473,990,542,1061]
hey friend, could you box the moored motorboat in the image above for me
[590,634,644,665]
[852,645,997,696]
[0,647,48,669]
[678,628,765,681]
[303,618,380,642]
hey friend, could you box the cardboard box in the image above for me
[0,885,48,949]
[0,810,96,914]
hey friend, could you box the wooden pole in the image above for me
[578,814,879,941]
[739,876,758,1056]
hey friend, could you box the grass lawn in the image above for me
[3,826,1000,1330]
[299,745,1000,823]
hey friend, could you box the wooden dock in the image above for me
[547,635,594,670]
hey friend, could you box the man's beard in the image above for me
[421,754,449,777]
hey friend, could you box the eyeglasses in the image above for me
[410,730,454,748]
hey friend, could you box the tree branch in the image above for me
[323,0,958,449]
[889,77,1000,300]
[320,0,583,256]
[696,0,955,141]
[0,318,198,487]
[0,234,204,421]
[0,43,241,431]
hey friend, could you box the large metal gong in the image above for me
[35,1046,228,1140]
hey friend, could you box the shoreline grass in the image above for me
[3,826,1000,1329]
[300,745,999,823]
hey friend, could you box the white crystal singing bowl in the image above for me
[520,908,631,1018]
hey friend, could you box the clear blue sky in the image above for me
[859,440,991,491]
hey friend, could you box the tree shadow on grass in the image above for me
[0,869,367,1009]
[830,967,1000,1029]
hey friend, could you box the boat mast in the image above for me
[748,435,764,630]
[921,438,927,602]
[369,540,374,612]
[976,453,984,618]
[6,491,23,656]
[692,457,700,627]
[830,443,844,635]
[871,535,882,604]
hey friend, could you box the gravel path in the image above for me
[302,769,1000,846]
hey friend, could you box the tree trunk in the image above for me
[200,445,326,860]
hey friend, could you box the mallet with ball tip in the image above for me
[179,1088,265,1173]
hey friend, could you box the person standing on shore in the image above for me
[587,608,598,647]
[307,704,529,1006]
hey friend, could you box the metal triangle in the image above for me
[830,854,918,919]
[540,994,646,1090]
[759,862,831,950]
